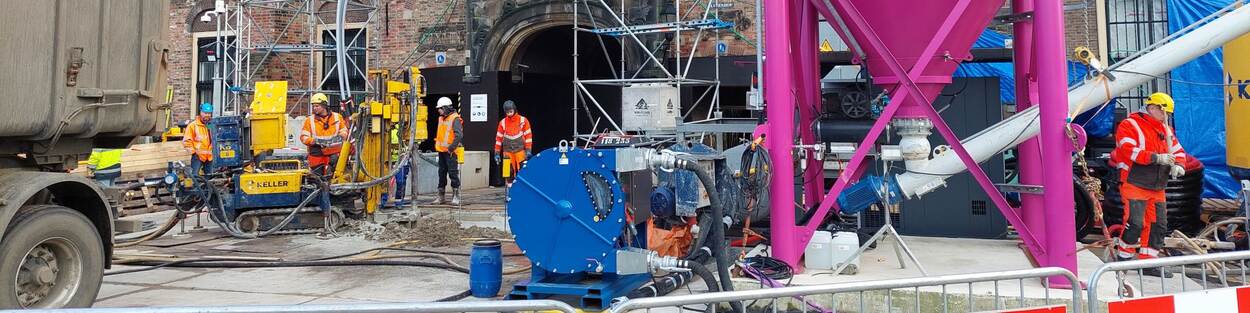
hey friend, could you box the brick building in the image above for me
[165,0,1108,151]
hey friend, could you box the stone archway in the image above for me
[478,1,629,73]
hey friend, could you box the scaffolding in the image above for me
[219,0,380,115]
[571,0,747,146]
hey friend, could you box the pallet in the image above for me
[73,141,188,181]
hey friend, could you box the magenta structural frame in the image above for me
[762,0,1077,280]
[1033,0,1078,288]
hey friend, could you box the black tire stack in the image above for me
[1102,165,1206,236]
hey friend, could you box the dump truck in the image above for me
[0,1,170,308]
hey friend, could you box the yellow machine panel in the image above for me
[1227,34,1250,170]
[239,172,304,195]
[415,105,429,140]
[250,81,289,152]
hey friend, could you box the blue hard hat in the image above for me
[199,102,213,114]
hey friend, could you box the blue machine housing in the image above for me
[505,147,649,310]
[652,144,743,220]
[210,116,246,169]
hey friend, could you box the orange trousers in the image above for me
[501,150,527,183]
[1116,182,1167,259]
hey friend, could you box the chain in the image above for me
[1067,124,1111,239]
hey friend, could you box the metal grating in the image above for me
[1105,0,1171,113]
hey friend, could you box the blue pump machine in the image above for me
[508,144,691,309]
[504,141,745,310]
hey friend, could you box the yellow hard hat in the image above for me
[311,93,329,105]
[1145,92,1174,113]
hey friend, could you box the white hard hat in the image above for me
[436,97,453,108]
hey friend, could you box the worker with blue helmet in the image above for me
[183,102,215,176]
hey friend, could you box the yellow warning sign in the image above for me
[820,39,834,52]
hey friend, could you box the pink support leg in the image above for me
[1013,0,1049,263]
[1034,0,1079,288]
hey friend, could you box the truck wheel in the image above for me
[0,205,104,308]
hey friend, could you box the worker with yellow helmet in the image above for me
[300,93,349,177]
[1109,92,1189,275]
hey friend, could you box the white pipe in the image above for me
[895,3,1250,198]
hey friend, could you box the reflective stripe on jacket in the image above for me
[1109,112,1188,182]
[301,112,348,155]
[183,118,213,161]
[494,115,532,153]
[435,113,463,153]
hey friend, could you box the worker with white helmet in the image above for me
[433,96,464,205]
[1110,92,1189,277]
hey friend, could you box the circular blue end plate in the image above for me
[507,148,626,274]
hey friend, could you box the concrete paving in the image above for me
[99,188,1222,312]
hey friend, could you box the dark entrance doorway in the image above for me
[499,27,622,151]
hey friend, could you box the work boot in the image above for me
[451,188,462,206]
[434,189,446,205]
[1141,267,1174,278]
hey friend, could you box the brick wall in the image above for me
[1064,0,1099,57]
[167,0,195,122]
[165,0,1104,121]
[371,0,469,70]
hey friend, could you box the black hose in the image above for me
[105,259,469,276]
[676,156,743,313]
[434,289,472,302]
[687,262,721,295]
[308,247,525,261]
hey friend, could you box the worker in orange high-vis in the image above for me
[1110,92,1188,278]
[301,93,349,178]
[183,103,215,176]
[433,97,464,205]
[493,100,533,187]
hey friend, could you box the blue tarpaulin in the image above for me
[953,30,1111,136]
[953,30,1088,104]
[1167,0,1238,199]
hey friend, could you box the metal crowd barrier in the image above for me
[1086,250,1250,313]
[609,267,1081,313]
[6,300,579,313]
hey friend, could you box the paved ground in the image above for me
[99,187,523,308]
[97,187,1203,311]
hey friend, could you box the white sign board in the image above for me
[621,84,679,131]
[469,94,488,122]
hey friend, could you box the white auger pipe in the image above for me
[894,3,1250,198]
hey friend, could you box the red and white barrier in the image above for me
[976,304,1066,313]
[1107,286,1250,312]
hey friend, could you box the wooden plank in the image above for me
[140,186,156,211]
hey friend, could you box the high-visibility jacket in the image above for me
[494,114,533,153]
[1110,112,1188,182]
[301,112,348,156]
[434,113,463,153]
[183,118,213,161]
[87,149,123,172]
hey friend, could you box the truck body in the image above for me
[0,0,169,308]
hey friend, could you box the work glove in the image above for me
[1152,153,1176,166]
[1170,164,1186,179]
[494,153,502,164]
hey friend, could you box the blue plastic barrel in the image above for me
[469,239,502,298]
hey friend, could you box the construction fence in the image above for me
[15,251,1250,313]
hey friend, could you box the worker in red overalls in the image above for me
[1110,92,1188,277]
[493,100,533,187]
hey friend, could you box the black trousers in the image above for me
[437,152,460,189]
